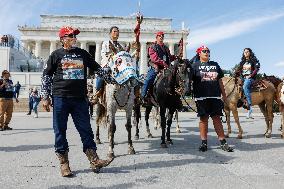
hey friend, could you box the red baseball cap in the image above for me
[58,26,80,38]
[196,45,209,54]
[156,31,164,37]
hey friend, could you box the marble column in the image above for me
[183,42,187,59]
[34,40,42,58]
[80,41,87,50]
[22,40,28,50]
[140,42,147,76]
[169,43,175,54]
[50,41,57,54]
[95,41,102,63]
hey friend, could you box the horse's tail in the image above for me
[96,103,107,128]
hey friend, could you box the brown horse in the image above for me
[222,76,276,138]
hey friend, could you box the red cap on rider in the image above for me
[58,26,80,38]
[196,45,209,54]
[156,31,164,37]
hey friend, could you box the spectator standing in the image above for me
[14,81,21,98]
[27,88,33,115]
[31,87,40,118]
[0,70,19,131]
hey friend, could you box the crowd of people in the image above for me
[0,24,268,177]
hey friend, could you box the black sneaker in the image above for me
[220,143,234,152]
[199,143,208,152]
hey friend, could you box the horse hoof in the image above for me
[134,135,139,140]
[147,133,153,138]
[96,139,102,144]
[166,140,173,145]
[237,135,243,139]
[128,147,136,155]
[265,133,271,138]
[225,134,229,138]
[160,143,168,148]
[107,153,115,159]
[176,129,181,134]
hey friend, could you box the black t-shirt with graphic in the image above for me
[190,60,224,99]
[0,79,14,99]
[43,47,100,98]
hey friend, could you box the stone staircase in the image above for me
[13,98,46,112]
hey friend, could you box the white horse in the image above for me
[96,51,140,158]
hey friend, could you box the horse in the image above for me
[95,51,140,158]
[149,60,185,148]
[222,76,276,138]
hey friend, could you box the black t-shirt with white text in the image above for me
[43,47,100,98]
[190,60,224,99]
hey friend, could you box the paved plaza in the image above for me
[0,111,284,189]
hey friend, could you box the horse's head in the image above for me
[110,51,140,87]
[156,60,186,96]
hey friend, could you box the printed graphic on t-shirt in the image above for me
[61,54,84,79]
[242,62,252,75]
[199,65,218,81]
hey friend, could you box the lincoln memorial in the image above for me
[1,14,189,95]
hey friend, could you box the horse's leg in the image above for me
[160,106,167,148]
[231,106,243,139]
[145,106,153,138]
[166,109,175,145]
[265,100,274,138]
[133,103,141,140]
[175,110,181,133]
[95,104,103,144]
[126,108,135,154]
[259,102,269,136]
[224,107,231,138]
[154,106,160,130]
[107,113,116,159]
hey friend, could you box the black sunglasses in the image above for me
[201,49,210,53]
[64,34,77,38]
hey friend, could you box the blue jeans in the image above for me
[96,76,105,91]
[53,97,96,154]
[28,97,33,112]
[33,101,39,114]
[141,67,157,98]
[243,78,253,106]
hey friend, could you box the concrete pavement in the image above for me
[0,111,284,189]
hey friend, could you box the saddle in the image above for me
[251,79,268,92]
[238,79,268,109]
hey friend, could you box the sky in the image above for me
[0,0,284,76]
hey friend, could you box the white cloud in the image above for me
[187,11,284,49]
[274,61,284,67]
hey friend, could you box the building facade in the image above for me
[6,14,188,96]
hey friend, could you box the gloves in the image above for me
[96,67,117,84]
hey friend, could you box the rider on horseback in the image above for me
[141,31,180,104]
[93,26,125,103]
[236,48,260,119]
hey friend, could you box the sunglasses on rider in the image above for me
[64,34,77,38]
[201,49,210,54]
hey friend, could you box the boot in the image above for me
[85,149,113,173]
[56,151,73,177]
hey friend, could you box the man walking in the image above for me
[41,26,114,177]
